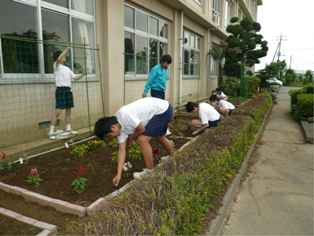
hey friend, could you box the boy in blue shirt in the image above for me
[143,54,172,100]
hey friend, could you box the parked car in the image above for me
[266,77,283,86]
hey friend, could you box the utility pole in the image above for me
[272,34,287,63]
[289,55,293,69]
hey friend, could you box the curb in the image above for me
[0,206,57,236]
[206,105,273,236]
[300,121,314,144]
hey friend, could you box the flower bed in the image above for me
[67,93,272,235]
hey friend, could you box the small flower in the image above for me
[77,165,87,177]
[30,168,39,176]
[153,148,160,156]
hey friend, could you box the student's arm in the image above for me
[72,74,83,80]
[56,47,70,64]
[112,142,127,186]
[143,67,157,96]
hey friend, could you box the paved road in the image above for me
[222,87,314,236]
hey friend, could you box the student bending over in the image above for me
[212,95,236,116]
[185,99,221,128]
[94,97,173,186]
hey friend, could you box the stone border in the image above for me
[206,106,273,236]
[300,121,314,144]
[0,206,57,236]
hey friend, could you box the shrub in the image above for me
[69,94,272,236]
[296,94,314,119]
[222,77,240,97]
[248,76,261,96]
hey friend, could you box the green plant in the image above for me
[25,168,42,186]
[111,143,142,163]
[87,139,103,152]
[222,77,240,97]
[248,76,261,96]
[72,177,88,193]
[296,94,314,119]
[70,144,89,158]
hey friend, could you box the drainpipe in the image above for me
[178,10,184,105]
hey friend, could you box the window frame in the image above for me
[0,0,96,82]
[183,29,201,80]
[124,3,169,81]
[212,0,222,26]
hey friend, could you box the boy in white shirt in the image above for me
[185,100,221,128]
[94,97,173,186]
[48,47,82,139]
[214,87,228,100]
[213,95,236,116]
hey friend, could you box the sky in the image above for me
[256,0,314,72]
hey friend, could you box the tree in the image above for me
[208,46,225,87]
[258,60,287,87]
[285,69,297,86]
[224,17,268,97]
[304,70,313,83]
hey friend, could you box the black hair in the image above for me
[209,95,218,102]
[160,54,172,64]
[94,116,118,139]
[53,50,62,62]
[185,102,198,113]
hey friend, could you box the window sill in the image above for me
[125,74,148,81]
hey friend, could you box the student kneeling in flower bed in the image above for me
[185,98,221,128]
[94,97,173,186]
[211,94,236,116]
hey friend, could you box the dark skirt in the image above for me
[55,87,74,109]
[151,89,165,100]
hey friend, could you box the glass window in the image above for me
[44,0,68,8]
[149,38,158,69]
[149,17,158,36]
[0,0,38,73]
[42,9,70,73]
[159,42,168,58]
[135,35,148,74]
[72,18,95,74]
[124,6,134,28]
[159,20,168,38]
[184,49,190,75]
[71,0,94,15]
[135,11,148,32]
[183,30,201,78]
[124,32,135,73]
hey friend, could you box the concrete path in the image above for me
[222,87,314,236]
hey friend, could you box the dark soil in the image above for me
[0,213,41,235]
[0,190,77,234]
[0,136,189,206]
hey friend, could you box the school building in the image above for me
[0,0,261,148]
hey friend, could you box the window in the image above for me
[194,0,202,5]
[0,0,96,77]
[71,0,94,15]
[212,0,222,26]
[42,9,70,73]
[0,0,38,73]
[183,30,201,79]
[124,5,169,77]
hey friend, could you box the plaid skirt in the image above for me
[55,87,74,109]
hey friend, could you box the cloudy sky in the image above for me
[256,0,314,72]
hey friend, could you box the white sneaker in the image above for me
[133,168,153,179]
[48,129,64,139]
[64,129,78,135]
[166,128,172,136]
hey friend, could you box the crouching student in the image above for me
[94,97,173,186]
[185,100,221,128]
[213,95,236,116]
[214,87,228,100]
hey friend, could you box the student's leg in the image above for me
[51,109,62,126]
[159,136,173,155]
[65,108,71,130]
[137,135,154,169]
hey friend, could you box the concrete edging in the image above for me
[206,106,273,236]
[0,182,86,217]
[0,206,57,236]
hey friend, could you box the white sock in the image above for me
[65,124,71,131]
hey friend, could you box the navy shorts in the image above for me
[55,87,74,109]
[208,119,220,128]
[151,89,165,100]
[144,105,173,137]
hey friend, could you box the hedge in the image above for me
[66,93,272,236]
[289,85,314,120]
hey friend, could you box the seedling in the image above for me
[72,164,88,194]
[25,168,42,186]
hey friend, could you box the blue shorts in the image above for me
[208,119,220,128]
[55,87,74,109]
[151,89,165,100]
[144,105,173,137]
